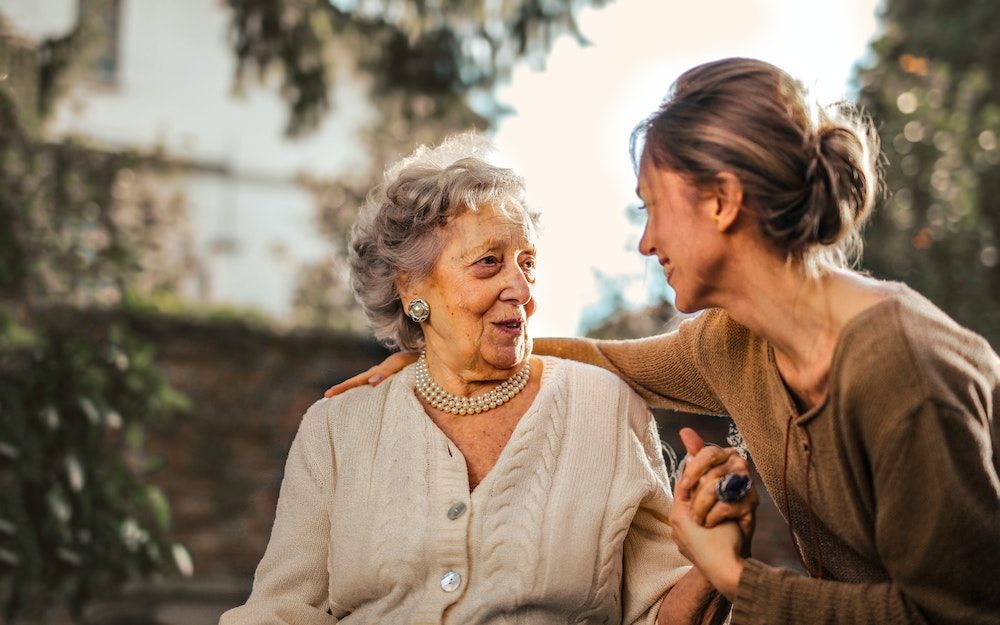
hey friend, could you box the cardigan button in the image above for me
[447,502,467,520]
[440,570,462,592]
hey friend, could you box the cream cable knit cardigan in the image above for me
[219,356,691,625]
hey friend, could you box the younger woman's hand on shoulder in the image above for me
[324,351,418,397]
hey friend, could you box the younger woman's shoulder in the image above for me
[863,286,995,369]
[837,283,999,411]
[540,355,634,392]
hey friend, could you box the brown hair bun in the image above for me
[633,58,881,270]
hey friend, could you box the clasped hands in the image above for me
[671,427,758,601]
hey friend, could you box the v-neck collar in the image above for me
[395,356,558,496]
[764,286,906,426]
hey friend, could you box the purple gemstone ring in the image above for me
[716,473,752,503]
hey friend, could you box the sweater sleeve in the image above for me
[620,389,694,625]
[219,400,338,625]
[533,313,726,415]
[732,400,1000,625]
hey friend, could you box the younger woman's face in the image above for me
[636,154,728,313]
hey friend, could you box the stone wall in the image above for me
[85,309,390,579]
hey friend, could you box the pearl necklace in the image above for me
[414,351,531,415]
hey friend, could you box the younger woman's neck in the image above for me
[726,261,835,357]
[717,256,890,376]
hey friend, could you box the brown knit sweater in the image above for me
[538,284,1000,625]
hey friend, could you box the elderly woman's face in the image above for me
[413,203,537,375]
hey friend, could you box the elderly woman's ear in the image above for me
[395,272,411,298]
[396,273,417,309]
[395,275,418,312]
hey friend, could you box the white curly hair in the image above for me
[348,132,540,350]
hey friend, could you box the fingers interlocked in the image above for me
[677,444,758,541]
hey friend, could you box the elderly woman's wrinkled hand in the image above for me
[324,351,418,397]
[675,428,758,546]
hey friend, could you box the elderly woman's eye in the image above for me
[521,257,537,279]
[478,255,500,266]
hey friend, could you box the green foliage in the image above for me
[0,86,193,309]
[1,28,192,619]
[0,311,190,621]
[226,0,609,136]
[0,87,131,305]
[289,175,369,330]
[226,0,613,330]
[857,0,1000,346]
[122,291,280,330]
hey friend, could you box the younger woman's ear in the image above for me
[713,172,744,232]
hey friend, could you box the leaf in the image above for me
[145,486,171,532]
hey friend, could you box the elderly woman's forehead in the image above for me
[454,201,530,225]
[446,207,536,246]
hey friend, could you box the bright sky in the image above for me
[493,0,881,336]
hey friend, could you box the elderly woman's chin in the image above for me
[481,332,533,371]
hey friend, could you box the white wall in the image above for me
[3,0,376,320]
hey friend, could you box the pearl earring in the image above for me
[406,298,430,322]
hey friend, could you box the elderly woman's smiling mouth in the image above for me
[492,317,525,335]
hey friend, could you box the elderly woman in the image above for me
[220,134,752,625]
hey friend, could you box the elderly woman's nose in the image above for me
[501,264,533,304]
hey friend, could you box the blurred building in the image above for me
[2,0,376,321]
